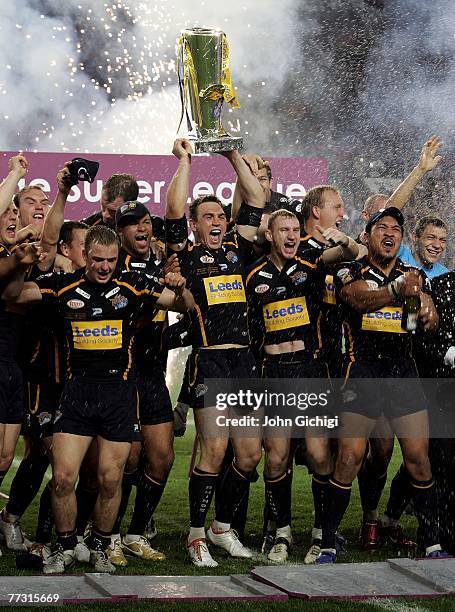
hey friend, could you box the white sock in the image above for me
[212,520,230,533]
[426,544,441,555]
[188,527,206,543]
[312,527,322,541]
[276,525,292,543]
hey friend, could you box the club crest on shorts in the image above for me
[195,383,208,397]
[38,412,52,426]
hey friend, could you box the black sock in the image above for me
[215,462,252,525]
[112,469,137,534]
[357,459,388,518]
[264,471,292,529]
[189,466,218,528]
[312,473,330,531]
[231,485,249,540]
[6,454,49,517]
[75,484,98,537]
[385,464,412,521]
[410,477,439,549]
[128,471,165,535]
[321,478,352,550]
[86,527,111,552]
[56,529,78,551]
[35,482,54,544]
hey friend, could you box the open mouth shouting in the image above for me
[208,228,222,246]
[134,233,149,248]
[32,212,45,223]
[6,223,16,240]
[381,237,395,251]
[283,240,297,257]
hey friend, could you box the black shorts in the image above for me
[25,381,63,439]
[55,378,138,442]
[340,357,428,420]
[0,361,23,425]
[177,357,191,406]
[137,368,173,426]
[188,347,257,409]
[262,351,329,379]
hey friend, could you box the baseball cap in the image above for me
[365,206,404,233]
[115,201,151,227]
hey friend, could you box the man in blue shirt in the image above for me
[397,214,448,279]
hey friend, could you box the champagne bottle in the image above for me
[401,294,421,331]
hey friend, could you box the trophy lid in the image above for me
[182,27,223,36]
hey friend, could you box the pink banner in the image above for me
[0,151,327,219]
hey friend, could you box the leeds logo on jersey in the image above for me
[67,299,84,309]
[255,284,270,294]
[72,321,123,350]
[337,267,354,285]
[263,297,310,331]
[204,275,246,306]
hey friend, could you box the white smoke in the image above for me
[0,1,299,155]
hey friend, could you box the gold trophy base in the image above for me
[192,136,244,154]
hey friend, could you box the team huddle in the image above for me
[0,133,453,573]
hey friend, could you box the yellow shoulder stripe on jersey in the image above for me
[113,279,150,296]
[57,279,85,297]
[295,256,317,269]
[246,260,267,285]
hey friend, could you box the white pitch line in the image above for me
[366,597,432,612]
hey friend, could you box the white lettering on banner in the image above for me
[193,182,213,199]
[137,180,152,203]
[67,185,81,203]
[286,184,306,199]
[83,180,103,203]
[216,182,235,205]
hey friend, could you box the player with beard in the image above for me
[246,209,357,563]
[315,207,445,563]
[101,201,172,566]
[166,138,266,568]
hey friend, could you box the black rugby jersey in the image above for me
[334,256,425,360]
[166,217,254,348]
[298,232,343,365]
[246,253,323,356]
[0,244,22,361]
[35,267,163,380]
[117,247,167,372]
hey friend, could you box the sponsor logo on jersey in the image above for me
[255,284,269,294]
[200,255,215,264]
[219,263,228,271]
[259,270,273,279]
[75,287,91,299]
[67,299,84,309]
[92,307,103,316]
[361,307,406,334]
[369,270,385,281]
[263,297,310,331]
[287,264,298,275]
[366,279,379,289]
[105,287,120,299]
[204,275,246,305]
[323,274,336,305]
[71,320,123,349]
[131,261,146,269]
[276,286,286,295]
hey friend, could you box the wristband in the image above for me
[165,216,188,244]
[387,276,404,298]
[236,202,262,228]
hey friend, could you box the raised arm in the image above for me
[317,225,359,264]
[39,164,74,271]
[156,272,194,313]
[386,136,442,211]
[166,139,193,220]
[223,151,265,209]
[0,155,28,216]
